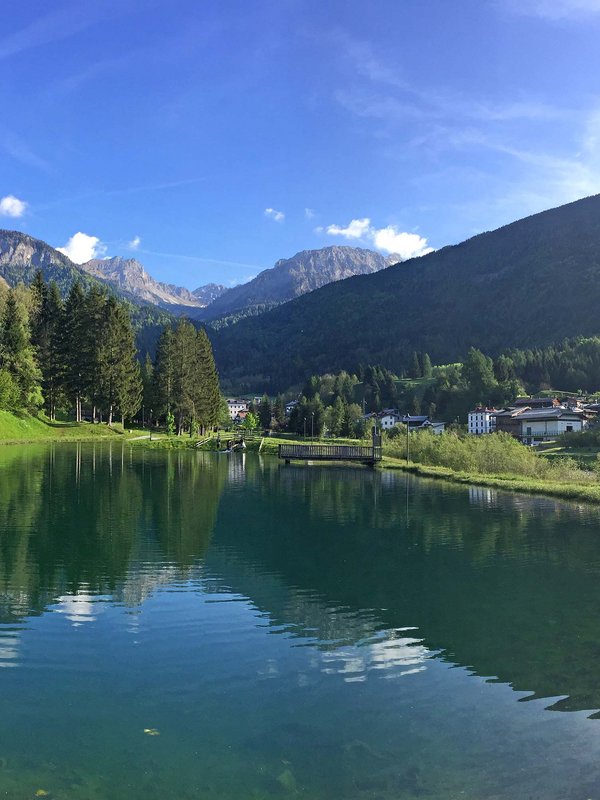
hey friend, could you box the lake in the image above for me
[2,444,600,799]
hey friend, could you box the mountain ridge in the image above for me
[210,193,600,389]
[81,256,228,310]
[198,245,398,321]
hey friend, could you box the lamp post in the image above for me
[406,414,410,464]
[303,417,307,438]
[311,411,315,440]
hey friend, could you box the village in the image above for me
[225,394,599,445]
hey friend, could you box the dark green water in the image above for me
[3,446,600,799]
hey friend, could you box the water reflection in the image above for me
[4,447,600,798]
[2,445,600,715]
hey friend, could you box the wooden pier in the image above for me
[278,428,382,467]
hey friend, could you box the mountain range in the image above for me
[80,256,228,311]
[0,230,398,325]
[211,193,600,389]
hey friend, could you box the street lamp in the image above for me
[303,417,307,438]
[406,414,410,464]
[311,411,315,440]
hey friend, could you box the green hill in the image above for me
[211,194,600,389]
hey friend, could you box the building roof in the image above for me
[513,396,559,408]
[495,406,529,417]
[515,407,585,421]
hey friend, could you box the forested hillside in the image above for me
[211,194,600,390]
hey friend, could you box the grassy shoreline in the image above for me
[380,455,600,504]
[4,413,600,505]
[0,410,141,444]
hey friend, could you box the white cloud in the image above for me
[264,207,285,222]
[304,207,316,219]
[372,226,433,258]
[325,217,371,239]
[128,235,141,250]
[57,232,106,264]
[321,217,433,259]
[0,194,27,218]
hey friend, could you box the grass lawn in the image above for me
[536,444,600,467]
[0,410,151,443]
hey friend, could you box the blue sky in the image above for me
[2,0,600,289]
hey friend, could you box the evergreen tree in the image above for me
[29,269,47,345]
[0,290,43,412]
[141,353,155,425]
[154,325,176,421]
[35,281,64,419]
[61,282,89,422]
[273,394,286,428]
[171,320,200,434]
[97,297,142,425]
[422,352,433,378]
[195,326,221,434]
[410,351,422,379]
[84,285,108,419]
[258,394,272,429]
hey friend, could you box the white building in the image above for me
[378,411,402,429]
[517,408,586,444]
[226,399,249,420]
[468,407,498,435]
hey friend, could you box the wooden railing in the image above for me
[278,443,382,462]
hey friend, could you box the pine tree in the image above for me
[35,281,64,419]
[141,353,154,425]
[195,326,221,434]
[0,290,43,412]
[84,285,108,419]
[273,394,286,428]
[29,269,48,345]
[422,352,433,378]
[410,351,422,379]
[154,325,176,422]
[61,282,89,421]
[97,297,142,425]
[258,395,272,429]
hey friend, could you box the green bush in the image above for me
[384,429,594,481]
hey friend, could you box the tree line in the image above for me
[0,272,221,432]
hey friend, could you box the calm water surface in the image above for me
[2,445,600,798]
